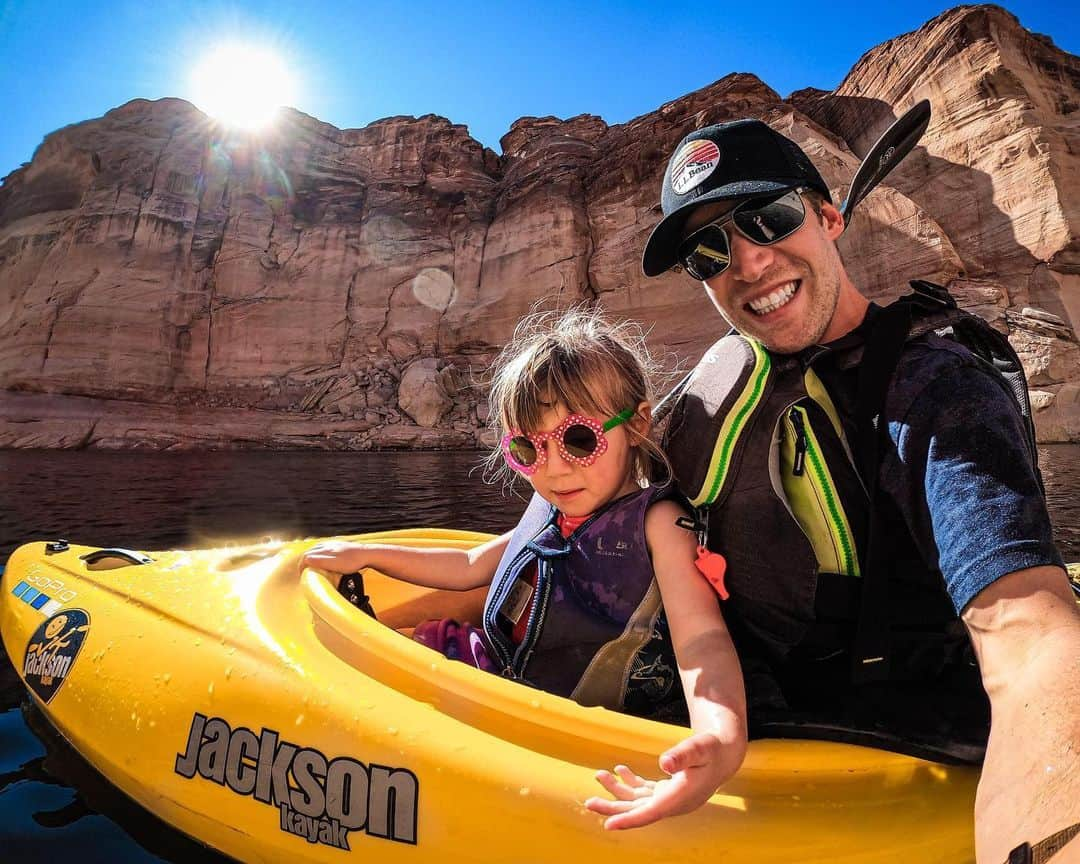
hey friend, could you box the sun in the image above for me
[190,42,296,131]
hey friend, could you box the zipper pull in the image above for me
[789,408,807,476]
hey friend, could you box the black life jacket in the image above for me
[483,485,686,721]
[662,281,1037,764]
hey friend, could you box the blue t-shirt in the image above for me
[817,307,1064,613]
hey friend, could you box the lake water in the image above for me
[0,446,1077,861]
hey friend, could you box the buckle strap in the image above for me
[851,300,913,683]
[337,573,376,618]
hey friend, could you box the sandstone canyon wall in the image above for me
[1,4,1077,449]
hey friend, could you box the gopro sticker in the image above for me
[671,140,721,195]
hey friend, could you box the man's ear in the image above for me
[819,200,845,240]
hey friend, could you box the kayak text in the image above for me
[175,712,419,849]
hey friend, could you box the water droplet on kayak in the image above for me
[163,673,171,684]
[208,681,215,696]
[224,666,233,679]
[529,699,540,709]
[387,727,398,736]
[295,714,305,726]
[519,787,530,797]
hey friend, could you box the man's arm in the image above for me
[881,349,1074,862]
[962,564,1080,864]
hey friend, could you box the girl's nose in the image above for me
[542,439,572,475]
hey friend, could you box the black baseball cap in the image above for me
[641,119,832,277]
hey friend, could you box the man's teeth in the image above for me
[749,281,798,315]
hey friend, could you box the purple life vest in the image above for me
[483,485,685,719]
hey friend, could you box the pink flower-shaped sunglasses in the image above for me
[501,408,636,475]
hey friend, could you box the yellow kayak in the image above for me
[0,531,979,863]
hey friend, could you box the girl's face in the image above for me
[522,402,646,518]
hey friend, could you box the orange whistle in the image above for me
[694,545,729,600]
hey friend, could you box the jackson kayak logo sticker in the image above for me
[23,609,90,703]
[670,139,721,195]
[175,713,419,851]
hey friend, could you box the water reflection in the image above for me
[0,450,528,559]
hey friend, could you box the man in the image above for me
[641,119,1079,863]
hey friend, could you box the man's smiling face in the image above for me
[682,194,849,354]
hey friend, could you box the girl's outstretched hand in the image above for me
[584,731,728,830]
[301,541,368,574]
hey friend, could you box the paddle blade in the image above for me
[841,99,931,225]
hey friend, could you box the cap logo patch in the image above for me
[671,140,721,195]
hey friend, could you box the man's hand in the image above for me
[584,731,728,830]
[962,565,1080,864]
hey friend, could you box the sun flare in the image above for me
[190,42,296,130]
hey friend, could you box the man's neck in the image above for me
[820,279,870,344]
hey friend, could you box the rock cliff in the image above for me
[1,4,1077,448]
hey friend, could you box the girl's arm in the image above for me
[301,531,511,592]
[585,499,747,829]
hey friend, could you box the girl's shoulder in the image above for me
[643,497,693,541]
[643,498,699,566]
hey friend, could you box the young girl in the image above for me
[302,308,746,830]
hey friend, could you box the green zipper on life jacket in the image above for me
[781,404,860,577]
[691,339,771,508]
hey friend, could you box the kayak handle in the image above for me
[80,548,154,567]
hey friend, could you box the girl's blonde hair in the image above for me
[484,307,672,486]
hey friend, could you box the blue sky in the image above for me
[0,0,1075,179]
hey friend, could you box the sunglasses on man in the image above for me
[675,187,810,281]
